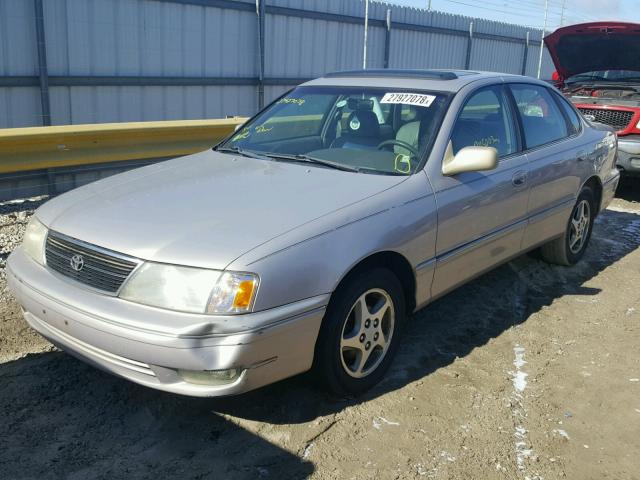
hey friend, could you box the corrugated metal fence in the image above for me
[0,0,555,128]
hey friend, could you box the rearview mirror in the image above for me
[442,141,498,176]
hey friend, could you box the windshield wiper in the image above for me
[263,153,360,173]
[217,149,405,175]
[215,146,270,160]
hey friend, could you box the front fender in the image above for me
[227,172,437,312]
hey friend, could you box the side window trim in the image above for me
[502,84,525,153]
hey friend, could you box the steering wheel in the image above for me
[376,139,419,157]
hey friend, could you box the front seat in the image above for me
[331,110,380,150]
[393,108,435,156]
[394,121,420,156]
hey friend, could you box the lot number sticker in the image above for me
[381,92,436,107]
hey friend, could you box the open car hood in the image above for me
[544,22,640,80]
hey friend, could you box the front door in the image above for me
[428,85,530,299]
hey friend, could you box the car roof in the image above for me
[302,69,539,92]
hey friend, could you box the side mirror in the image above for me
[442,141,498,176]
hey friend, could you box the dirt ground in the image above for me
[1,182,639,480]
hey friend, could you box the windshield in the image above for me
[566,70,640,83]
[217,86,449,175]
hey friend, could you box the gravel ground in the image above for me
[1,183,639,480]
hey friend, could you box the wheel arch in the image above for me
[582,175,603,214]
[330,250,417,314]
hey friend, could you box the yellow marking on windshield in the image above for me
[394,154,411,174]
[232,127,251,141]
[255,124,273,133]
[277,97,306,106]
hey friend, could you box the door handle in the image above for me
[512,171,527,186]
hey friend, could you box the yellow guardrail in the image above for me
[0,118,247,174]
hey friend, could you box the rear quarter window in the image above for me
[551,90,582,135]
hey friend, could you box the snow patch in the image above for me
[302,442,314,459]
[373,416,400,430]
[607,205,640,214]
[553,429,570,440]
[512,346,528,392]
[513,371,528,392]
[509,345,540,476]
[440,451,456,462]
[0,195,48,206]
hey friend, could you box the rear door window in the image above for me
[509,84,569,149]
[451,85,518,157]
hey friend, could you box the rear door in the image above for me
[508,83,586,249]
[428,84,530,298]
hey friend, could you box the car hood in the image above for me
[36,150,407,270]
[544,22,640,80]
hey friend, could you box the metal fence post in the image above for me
[521,31,529,76]
[384,9,391,68]
[34,0,51,126]
[464,21,473,70]
[257,0,266,109]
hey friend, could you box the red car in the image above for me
[545,22,640,176]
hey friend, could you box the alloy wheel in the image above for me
[339,288,395,378]
[569,199,591,254]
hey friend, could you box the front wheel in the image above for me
[313,268,406,396]
[540,186,596,266]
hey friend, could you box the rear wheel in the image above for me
[540,186,595,266]
[314,268,405,396]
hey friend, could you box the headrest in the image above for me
[345,110,380,138]
[347,98,374,111]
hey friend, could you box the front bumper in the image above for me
[617,137,640,175]
[6,248,328,397]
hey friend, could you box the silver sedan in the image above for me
[7,70,620,396]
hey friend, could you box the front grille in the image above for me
[577,107,634,131]
[45,231,139,293]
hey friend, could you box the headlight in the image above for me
[119,263,258,314]
[22,217,47,265]
[636,119,640,129]
[207,271,259,314]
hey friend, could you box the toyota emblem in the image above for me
[70,254,85,272]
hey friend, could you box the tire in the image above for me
[313,268,406,396]
[540,186,596,266]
